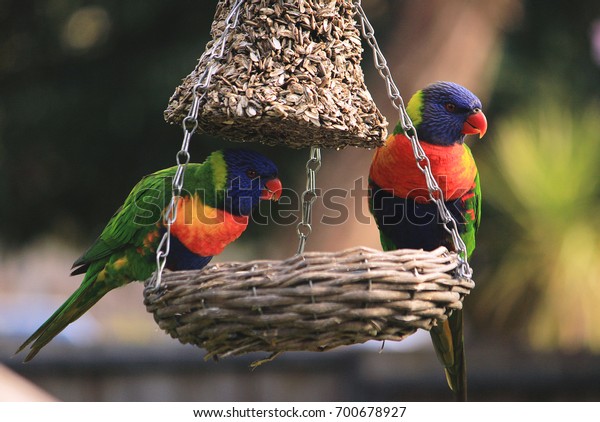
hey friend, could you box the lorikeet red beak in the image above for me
[261,177,282,201]
[462,109,487,138]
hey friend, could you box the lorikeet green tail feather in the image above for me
[430,310,467,400]
[16,261,113,362]
[17,149,282,362]
[369,81,487,401]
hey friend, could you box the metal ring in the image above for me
[296,222,312,238]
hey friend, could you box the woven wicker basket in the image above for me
[144,246,474,360]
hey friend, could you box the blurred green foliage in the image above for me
[469,0,600,351]
[490,0,600,111]
[475,97,600,352]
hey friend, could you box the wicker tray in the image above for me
[144,246,474,360]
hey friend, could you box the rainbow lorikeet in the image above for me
[369,81,487,400]
[17,149,282,362]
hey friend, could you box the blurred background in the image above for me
[2,0,600,401]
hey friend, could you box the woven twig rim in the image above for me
[164,0,387,149]
[144,247,474,360]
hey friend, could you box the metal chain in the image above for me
[352,0,472,279]
[296,147,322,255]
[152,0,247,290]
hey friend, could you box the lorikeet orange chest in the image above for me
[370,134,478,202]
[369,133,480,254]
[171,194,250,256]
[166,195,250,270]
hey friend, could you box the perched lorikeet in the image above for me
[17,149,282,362]
[369,81,487,401]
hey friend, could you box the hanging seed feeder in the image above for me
[164,0,388,148]
[145,0,475,361]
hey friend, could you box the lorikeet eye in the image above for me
[246,169,258,179]
[445,102,457,112]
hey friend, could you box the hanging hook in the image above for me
[296,146,322,255]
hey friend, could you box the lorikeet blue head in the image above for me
[400,81,488,146]
[220,149,282,216]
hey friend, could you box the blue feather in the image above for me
[221,149,279,216]
[415,81,483,146]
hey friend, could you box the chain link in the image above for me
[352,0,472,279]
[151,0,247,290]
[296,147,322,255]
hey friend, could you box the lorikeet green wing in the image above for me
[17,149,282,362]
[369,82,487,401]
[70,167,176,273]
